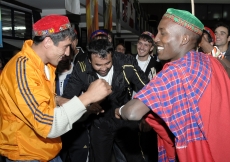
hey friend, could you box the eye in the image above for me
[144,44,149,48]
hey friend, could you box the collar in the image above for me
[136,54,151,62]
[22,40,56,80]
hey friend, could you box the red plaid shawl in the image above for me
[135,51,230,161]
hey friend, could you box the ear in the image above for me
[43,37,52,49]
[181,35,190,45]
[150,45,154,52]
[227,35,230,42]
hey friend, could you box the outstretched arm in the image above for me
[115,99,150,120]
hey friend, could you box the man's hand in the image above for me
[86,79,112,103]
[198,35,213,53]
[79,79,112,107]
[139,118,152,132]
[87,102,104,115]
[115,108,121,119]
[56,96,70,106]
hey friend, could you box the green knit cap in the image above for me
[163,8,204,35]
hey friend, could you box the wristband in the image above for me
[119,105,124,116]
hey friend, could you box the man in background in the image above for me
[214,22,230,61]
[115,43,126,54]
[135,31,162,81]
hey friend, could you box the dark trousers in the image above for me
[140,130,158,162]
[112,130,158,162]
[0,156,5,162]
[113,143,126,162]
[89,118,145,162]
[59,123,89,162]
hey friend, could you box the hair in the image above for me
[102,29,113,39]
[33,26,76,46]
[215,22,230,37]
[192,32,202,50]
[138,34,154,45]
[87,39,114,60]
[203,30,213,43]
[56,55,72,74]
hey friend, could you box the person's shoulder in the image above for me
[224,46,230,61]
[74,47,87,63]
[74,57,91,73]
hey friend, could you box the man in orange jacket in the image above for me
[0,14,111,162]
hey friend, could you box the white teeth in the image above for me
[157,47,164,50]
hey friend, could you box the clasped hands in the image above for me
[56,78,112,115]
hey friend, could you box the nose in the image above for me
[65,46,70,56]
[138,43,144,49]
[100,65,107,71]
[215,32,220,37]
[154,33,160,44]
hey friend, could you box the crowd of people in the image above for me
[0,7,230,162]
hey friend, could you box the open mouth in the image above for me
[138,49,145,53]
[157,46,164,52]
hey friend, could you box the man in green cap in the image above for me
[115,8,230,161]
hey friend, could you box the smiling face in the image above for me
[47,37,72,66]
[154,17,186,61]
[215,26,230,50]
[90,52,113,77]
[116,44,126,54]
[137,39,154,58]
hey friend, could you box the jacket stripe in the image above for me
[21,59,53,121]
[122,65,146,86]
[16,57,53,125]
[79,61,86,72]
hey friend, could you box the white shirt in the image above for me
[58,63,74,95]
[136,55,151,72]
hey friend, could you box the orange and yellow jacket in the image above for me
[0,40,61,161]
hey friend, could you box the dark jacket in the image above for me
[145,55,163,77]
[225,46,230,62]
[133,54,163,75]
[131,54,163,92]
[62,52,149,128]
